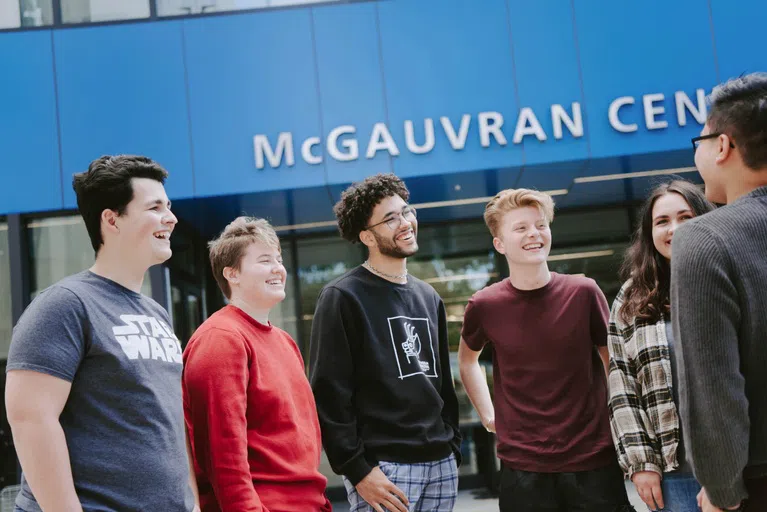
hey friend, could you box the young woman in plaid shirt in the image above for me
[608,180,714,512]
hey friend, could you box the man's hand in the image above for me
[697,488,742,512]
[355,466,409,512]
[483,417,496,433]
[631,471,664,510]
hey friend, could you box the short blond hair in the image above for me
[483,188,555,237]
[208,217,280,299]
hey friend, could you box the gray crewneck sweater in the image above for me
[671,185,767,508]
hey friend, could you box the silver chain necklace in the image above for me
[363,260,408,281]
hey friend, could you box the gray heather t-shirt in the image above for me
[7,271,194,512]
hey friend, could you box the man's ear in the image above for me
[492,236,506,255]
[715,133,735,164]
[222,266,239,286]
[101,209,120,236]
[359,229,375,249]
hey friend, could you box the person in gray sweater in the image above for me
[671,72,767,512]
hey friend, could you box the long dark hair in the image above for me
[619,179,715,324]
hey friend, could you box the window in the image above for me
[61,0,149,23]
[0,221,12,359]
[296,235,362,358]
[0,0,54,29]
[28,215,152,299]
[157,0,338,17]
[268,241,298,341]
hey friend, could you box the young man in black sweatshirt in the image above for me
[309,173,461,512]
[671,73,767,512]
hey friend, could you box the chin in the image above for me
[154,250,172,264]
[400,242,419,255]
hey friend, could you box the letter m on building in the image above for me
[253,132,295,170]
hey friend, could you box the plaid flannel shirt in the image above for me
[607,281,682,478]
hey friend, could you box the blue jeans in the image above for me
[654,472,700,512]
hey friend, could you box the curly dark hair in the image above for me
[333,173,410,243]
[619,179,715,324]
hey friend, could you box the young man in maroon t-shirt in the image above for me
[458,189,632,512]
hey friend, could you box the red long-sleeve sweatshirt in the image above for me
[183,305,331,512]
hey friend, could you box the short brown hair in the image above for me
[483,188,555,237]
[208,217,280,299]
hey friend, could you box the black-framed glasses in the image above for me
[692,133,735,152]
[365,207,417,231]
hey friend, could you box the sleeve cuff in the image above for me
[704,481,748,510]
[345,456,375,487]
[627,462,663,480]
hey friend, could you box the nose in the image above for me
[668,220,679,235]
[164,210,178,226]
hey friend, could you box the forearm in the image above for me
[11,417,82,512]
[459,360,494,424]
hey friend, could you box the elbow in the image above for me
[7,409,54,441]
[6,399,56,431]
[457,351,471,374]
[457,354,478,381]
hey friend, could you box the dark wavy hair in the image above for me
[333,173,410,243]
[619,179,715,324]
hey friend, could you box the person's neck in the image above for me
[724,167,767,204]
[507,262,551,291]
[90,251,148,293]
[365,252,408,283]
[229,295,270,325]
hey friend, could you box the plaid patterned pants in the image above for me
[343,454,458,512]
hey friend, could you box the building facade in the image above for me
[0,0,764,496]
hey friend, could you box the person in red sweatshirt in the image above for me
[182,216,331,512]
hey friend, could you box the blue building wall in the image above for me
[0,0,764,220]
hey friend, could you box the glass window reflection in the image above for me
[157,0,339,17]
[61,0,149,24]
[0,221,12,359]
[28,215,152,299]
[0,0,53,29]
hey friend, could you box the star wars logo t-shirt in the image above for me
[7,271,194,512]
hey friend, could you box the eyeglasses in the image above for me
[691,133,735,152]
[365,207,417,231]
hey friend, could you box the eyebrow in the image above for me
[512,219,546,226]
[653,209,693,219]
[145,198,171,208]
[380,206,409,220]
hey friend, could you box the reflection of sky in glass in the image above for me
[428,258,496,293]
[298,262,349,284]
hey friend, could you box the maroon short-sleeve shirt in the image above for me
[462,272,616,472]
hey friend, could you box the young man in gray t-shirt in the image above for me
[6,155,199,512]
